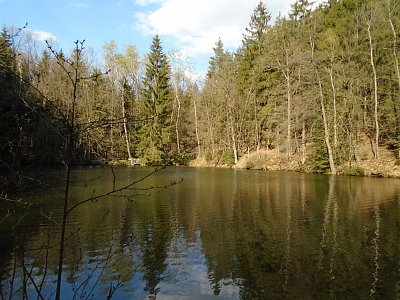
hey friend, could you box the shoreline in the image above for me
[108,150,400,179]
[188,149,400,178]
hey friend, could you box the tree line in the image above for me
[1,0,400,181]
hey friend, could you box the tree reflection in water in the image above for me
[1,167,400,299]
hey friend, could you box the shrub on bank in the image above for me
[342,165,365,176]
[205,151,213,162]
[245,159,255,169]
[221,150,235,166]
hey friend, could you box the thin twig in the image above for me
[66,166,168,215]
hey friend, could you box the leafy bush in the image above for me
[205,151,213,162]
[173,154,189,166]
[395,159,400,166]
[311,142,330,173]
[342,165,365,176]
[245,160,255,169]
[221,150,235,166]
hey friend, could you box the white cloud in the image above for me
[134,0,324,75]
[135,0,260,56]
[134,0,321,58]
[30,30,57,42]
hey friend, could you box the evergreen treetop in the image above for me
[137,34,173,165]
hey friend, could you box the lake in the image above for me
[1,167,400,299]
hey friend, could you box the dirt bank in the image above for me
[189,148,400,178]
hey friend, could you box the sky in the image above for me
[0,0,323,77]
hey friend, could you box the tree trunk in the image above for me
[176,100,181,155]
[229,114,238,164]
[232,128,238,164]
[205,99,215,159]
[193,94,201,158]
[110,89,115,158]
[174,83,181,154]
[286,69,292,159]
[367,21,379,159]
[254,93,260,158]
[121,88,132,162]
[301,120,306,165]
[317,70,337,175]
[329,68,338,147]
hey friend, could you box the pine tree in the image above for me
[203,39,241,164]
[0,28,19,168]
[236,1,271,153]
[237,1,271,93]
[207,38,228,78]
[243,0,271,57]
[138,35,173,165]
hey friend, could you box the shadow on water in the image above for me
[1,167,400,299]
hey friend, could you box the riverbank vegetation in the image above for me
[2,0,400,183]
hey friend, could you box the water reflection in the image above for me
[318,176,338,298]
[1,167,400,299]
[370,197,380,298]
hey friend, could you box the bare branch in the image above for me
[66,165,172,215]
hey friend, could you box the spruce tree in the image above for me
[236,1,271,152]
[207,38,228,78]
[0,28,23,169]
[242,0,270,57]
[138,35,173,165]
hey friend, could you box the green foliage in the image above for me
[386,136,400,156]
[2,0,400,176]
[221,150,235,166]
[137,35,173,165]
[395,159,400,166]
[289,0,313,21]
[342,165,365,176]
[242,1,270,58]
[172,154,190,166]
[0,29,64,174]
[205,151,213,162]
[207,38,229,78]
[246,159,256,170]
[311,141,331,173]
[0,31,20,167]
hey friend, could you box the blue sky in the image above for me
[0,0,322,77]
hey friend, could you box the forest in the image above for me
[1,0,400,187]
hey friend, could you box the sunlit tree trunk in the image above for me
[229,112,238,164]
[301,120,306,165]
[284,65,292,159]
[193,93,201,158]
[317,70,336,175]
[110,88,115,158]
[121,86,132,162]
[173,82,181,154]
[275,45,293,160]
[255,97,260,156]
[205,98,215,159]
[308,14,336,174]
[328,68,338,147]
[367,19,379,159]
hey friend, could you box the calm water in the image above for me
[1,167,400,299]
